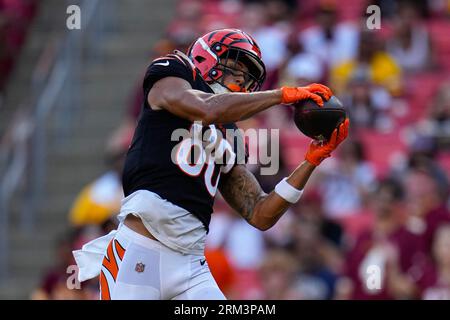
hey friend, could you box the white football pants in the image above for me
[99,224,226,300]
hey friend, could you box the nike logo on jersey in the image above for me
[200,259,207,266]
[154,61,169,67]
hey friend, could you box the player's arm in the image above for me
[218,119,349,230]
[219,162,315,230]
[148,77,332,125]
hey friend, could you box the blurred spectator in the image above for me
[415,80,450,151]
[342,70,393,131]
[403,169,450,253]
[386,2,433,73]
[166,0,203,53]
[398,134,450,197]
[337,178,428,299]
[254,142,291,194]
[207,198,265,270]
[68,126,133,226]
[31,230,100,300]
[374,0,430,20]
[418,224,450,299]
[299,1,360,69]
[331,29,403,95]
[240,1,291,89]
[221,214,265,270]
[314,139,377,219]
[204,198,237,297]
[294,190,345,249]
[31,232,77,300]
[372,0,400,19]
[429,81,450,149]
[263,208,297,249]
[281,46,325,86]
[288,202,343,299]
[199,0,243,34]
[420,0,445,18]
[256,249,301,299]
[207,198,265,299]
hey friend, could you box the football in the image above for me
[293,95,347,141]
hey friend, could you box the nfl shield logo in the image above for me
[135,262,145,273]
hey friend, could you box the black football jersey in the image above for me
[122,52,247,231]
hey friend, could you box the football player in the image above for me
[73,28,349,300]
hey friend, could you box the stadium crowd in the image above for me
[31,0,450,300]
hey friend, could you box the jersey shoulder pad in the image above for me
[143,53,196,94]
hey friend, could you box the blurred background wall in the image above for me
[0,0,177,299]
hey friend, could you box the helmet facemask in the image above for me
[207,45,265,93]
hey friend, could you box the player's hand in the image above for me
[281,84,333,107]
[305,118,350,166]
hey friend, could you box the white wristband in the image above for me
[274,178,303,204]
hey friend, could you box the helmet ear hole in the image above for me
[195,56,206,63]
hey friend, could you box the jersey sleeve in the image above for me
[142,55,194,98]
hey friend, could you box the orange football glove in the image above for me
[281,84,333,107]
[305,118,350,166]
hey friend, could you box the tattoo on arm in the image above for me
[219,165,267,221]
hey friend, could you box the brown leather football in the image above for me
[293,95,347,141]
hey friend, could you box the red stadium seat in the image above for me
[358,129,407,177]
[337,0,365,21]
[334,209,374,241]
[437,153,450,176]
[280,131,311,170]
[230,269,262,299]
[282,128,408,178]
[399,72,447,125]
[428,20,450,70]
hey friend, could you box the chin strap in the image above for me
[209,83,230,94]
